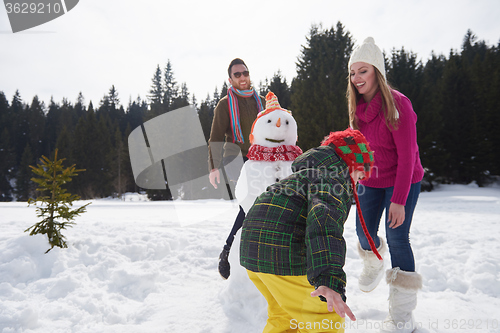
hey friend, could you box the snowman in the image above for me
[219,92,302,329]
[235,91,302,213]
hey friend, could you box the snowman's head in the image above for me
[250,92,298,148]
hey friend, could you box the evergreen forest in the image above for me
[1,23,499,201]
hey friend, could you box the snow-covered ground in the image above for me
[1,184,499,333]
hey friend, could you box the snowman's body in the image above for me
[220,94,301,328]
[236,159,293,212]
[235,108,300,213]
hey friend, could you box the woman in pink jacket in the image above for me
[347,37,424,333]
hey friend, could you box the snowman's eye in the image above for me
[267,119,272,123]
[286,120,289,125]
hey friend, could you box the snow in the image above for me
[1,184,500,333]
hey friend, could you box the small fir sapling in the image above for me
[26,149,90,253]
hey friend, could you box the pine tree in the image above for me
[95,113,114,196]
[148,65,164,119]
[0,91,10,136]
[26,149,90,253]
[74,92,86,120]
[387,48,423,102]
[259,79,268,96]
[55,125,73,165]
[59,98,76,135]
[163,60,178,111]
[417,53,447,185]
[27,96,46,160]
[112,126,127,197]
[0,128,15,201]
[122,123,136,193]
[149,65,163,104]
[11,90,28,165]
[145,64,178,200]
[108,85,120,110]
[291,22,354,150]
[71,104,113,198]
[484,41,500,177]
[212,87,220,109]
[71,115,87,197]
[44,98,61,155]
[191,94,197,109]
[266,70,292,109]
[198,98,214,142]
[105,85,124,127]
[220,82,228,99]
[126,97,148,131]
[15,143,35,201]
[171,82,190,110]
[460,31,495,185]
[440,51,477,183]
[97,95,110,120]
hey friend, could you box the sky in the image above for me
[1,0,499,110]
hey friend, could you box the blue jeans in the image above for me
[355,182,421,272]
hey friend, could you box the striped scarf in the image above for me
[227,86,264,143]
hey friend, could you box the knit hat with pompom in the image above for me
[348,37,386,81]
[321,128,374,179]
[321,128,381,259]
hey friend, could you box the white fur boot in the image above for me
[358,238,387,292]
[380,268,423,333]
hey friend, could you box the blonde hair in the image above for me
[347,67,399,131]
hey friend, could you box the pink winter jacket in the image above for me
[356,90,424,205]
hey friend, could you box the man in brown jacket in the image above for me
[208,58,265,279]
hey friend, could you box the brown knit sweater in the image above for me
[208,94,265,171]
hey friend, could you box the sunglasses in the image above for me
[232,71,249,78]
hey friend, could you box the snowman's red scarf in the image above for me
[246,144,303,161]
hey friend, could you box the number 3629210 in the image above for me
[5,2,63,14]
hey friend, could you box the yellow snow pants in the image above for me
[247,270,344,333]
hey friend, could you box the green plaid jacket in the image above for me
[240,145,352,299]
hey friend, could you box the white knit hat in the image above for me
[348,37,386,81]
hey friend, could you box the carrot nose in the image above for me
[276,118,281,127]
